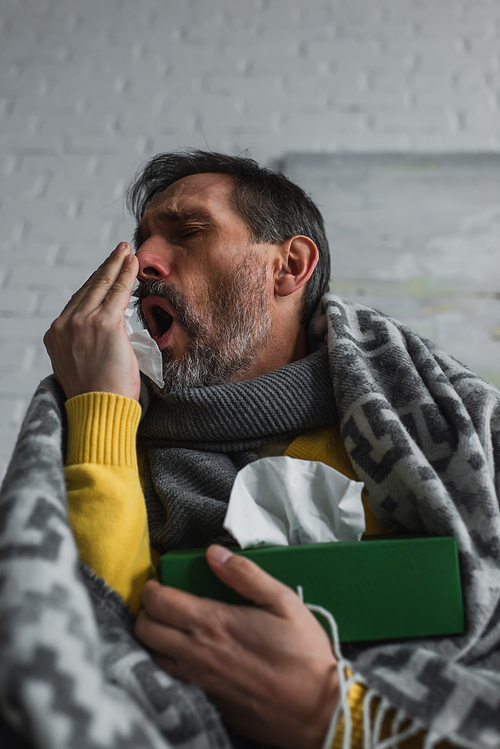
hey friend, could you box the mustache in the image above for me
[132,280,205,339]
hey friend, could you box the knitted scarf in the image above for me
[138,346,338,550]
[138,294,500,748]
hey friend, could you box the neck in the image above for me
[232,322,307,383]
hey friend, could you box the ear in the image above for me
[274,236,319,298]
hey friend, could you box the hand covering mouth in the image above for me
[141,296,174,344]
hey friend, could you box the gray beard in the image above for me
[134,259,272,394]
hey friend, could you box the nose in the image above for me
[136,245,171,283]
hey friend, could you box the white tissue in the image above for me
[223,456,365,549]
[125,308,165,388]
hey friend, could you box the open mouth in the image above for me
[141,296,175,346]
[152,306,173,336]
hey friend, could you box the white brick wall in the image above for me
[1,0,500,478]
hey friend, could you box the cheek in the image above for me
[183,263,222,305]
[169,326,193,358]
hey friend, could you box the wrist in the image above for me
[63,372,141,402]
[305,664,340,749]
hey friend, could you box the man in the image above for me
[43,155,342,748]
[36,151,500,749]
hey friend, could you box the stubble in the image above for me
[134,256,272,393]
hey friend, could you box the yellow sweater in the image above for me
[64,391,445,749]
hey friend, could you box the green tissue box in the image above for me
[159,536,464,643]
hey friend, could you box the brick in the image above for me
[38,291,73,317]
[0,369,52,396]
[0,241,59,269]
[0,314,53,341]
[464,110,500,131]
[332,89,410,113]
[0,428,22,468]
[327,130,412,151]
[0,342,30,373]
[0,397,27,428]
[376,110,448,133]
[0,290,38,314]
[408,131,495,151]
[8,264,88,291]
[412,88,479,110]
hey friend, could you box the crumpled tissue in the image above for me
[125,308,165,388]
[223,455,365,549]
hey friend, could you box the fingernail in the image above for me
[115,242,127,253]
[208,545,233,565]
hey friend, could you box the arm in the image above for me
[44,243,152,612]
[64,391,153,613]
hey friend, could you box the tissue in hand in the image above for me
[223,455,365,549]
[125,308,165,388]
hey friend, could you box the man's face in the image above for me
[134,173,274,392]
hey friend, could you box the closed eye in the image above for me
[180,227,202,237]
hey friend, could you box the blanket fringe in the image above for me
[301,592,432,749]
[302,597,352,749]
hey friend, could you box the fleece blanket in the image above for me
[1,294,500,749]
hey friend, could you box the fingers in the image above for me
[137,567,340,749]
[140,579,214,632]
[62,242,134,316]
[136,583,235,684]
[151,652,183,681]
[43,240,141,400]
[206,545,297,615]
[135,607,186,657]
[103,251,139,311]
[135,609,195,683]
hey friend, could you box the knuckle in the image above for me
[134,611,148,640]
[46,318,64,340]
[279,585,299,609]
[67,314,86,333]
[196,605,227,643]
[195,652,221,681]
[88,314,105,331]
[142,580,167,616]
[94,271,114,287]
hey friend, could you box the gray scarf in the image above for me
[138,346,337,550]
[139,293,500,748]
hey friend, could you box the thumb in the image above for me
[206,545,295,614]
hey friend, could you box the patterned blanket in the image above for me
[1,294,500,749]
[0,378,231,749]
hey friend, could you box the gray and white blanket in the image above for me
[0,379,232,749]
[1,294,500,749]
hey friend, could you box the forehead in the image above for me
[144,172,240,221]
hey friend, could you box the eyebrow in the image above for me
[133,207,214,250]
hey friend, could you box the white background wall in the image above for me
[1,0,500,478]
